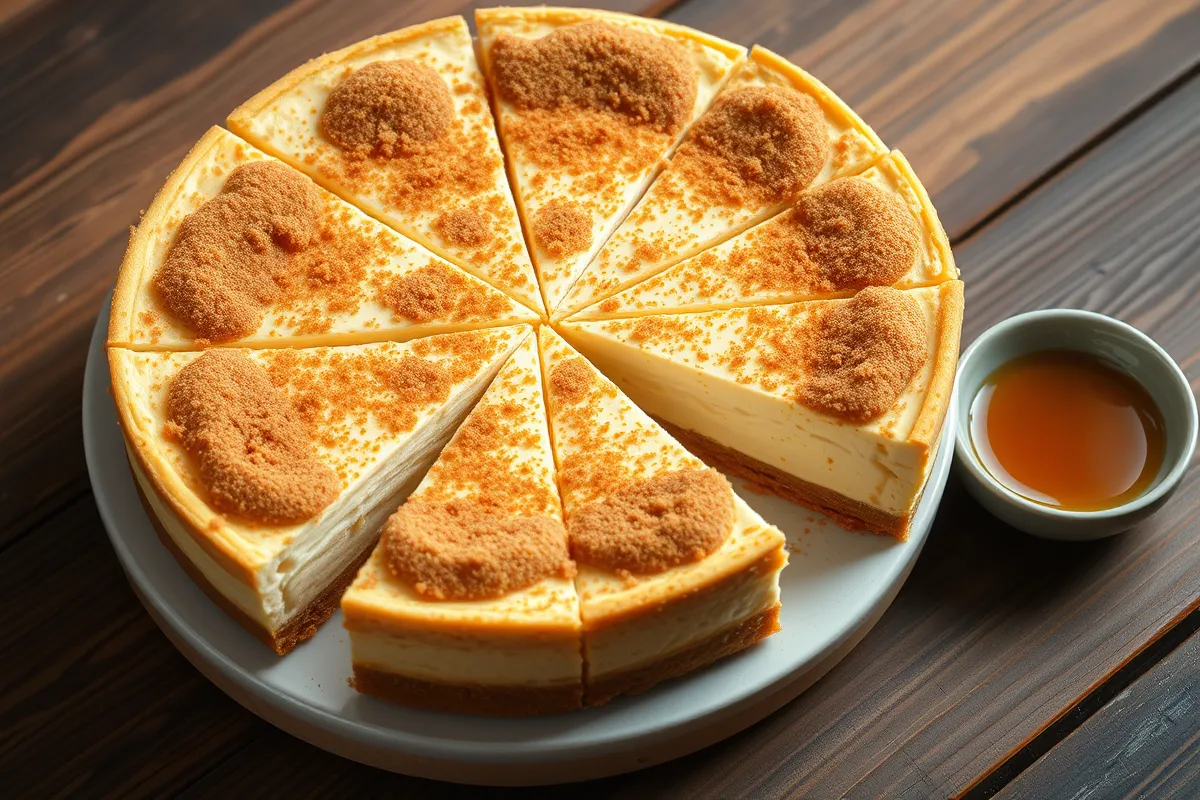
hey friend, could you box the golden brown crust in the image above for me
[475,7,746,62]
[227,17,468,127]
[746,46,885,155]
[109,127,231,348]
[910,280,965,450]
[887,151,957,282]
[352,666,583,716]
[133,470,374,655]
[659,419,914,539]
[585,603,781,706]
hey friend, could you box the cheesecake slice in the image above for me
[573,151,956,319]
[227,17,542,314]
[110,326,526,653]
[539,327,787,705]
[342,333,582,716]
[109,127,534,350]
[560,283,964,538]
[555,45,887,320]
[475,7,745,314]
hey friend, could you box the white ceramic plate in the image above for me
[82,299,953,785]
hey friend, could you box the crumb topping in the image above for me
[383,497,573,601]
[671,85,828,207]
[532,198,592,259]
[256,332,506,483]
[798,287,926,421]
[377,262,511,323]
[567,468,734,574]
[154,161,323,341]
[166,350,339,524]
[491,21,696,133]
[790,177,919,289]
[659,176,921,301]
[320,61,455,157]
[547,356,596,405]
[433,207,493,249]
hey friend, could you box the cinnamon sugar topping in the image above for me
[799,287,926,421]
[154,161,322,341]
[378,262,510,323]
[672,85,828,206]
[166,350,339,524]
[383,497,573,601]
[491,21,697,133]
[321,61,455,157]
[568,468,734,574]
[791,177,919,289]
[433,207,493,249]
[532,199,592,258]
[548,357,596,405]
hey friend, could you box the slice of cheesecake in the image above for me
[475,7,746,314]
[109,127,534,350]
[573,151,956,319]
[110,326,526,653]
[227,17,542,314]
[560,283,964,538]
[539,327,786,706]
[555,45,888,320]
[342,333,583,716]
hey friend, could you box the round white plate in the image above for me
[83,300,953,785]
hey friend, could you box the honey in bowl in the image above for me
[969,349,1166,511]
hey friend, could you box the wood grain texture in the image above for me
[1,1,1199,797]
[998,630,1200,799]
[0,0,649,543]
[664,0,1200,239]
[0,496,265,798]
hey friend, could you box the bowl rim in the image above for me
[953,308,1198,522]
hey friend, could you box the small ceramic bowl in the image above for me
[953,309,1197,540]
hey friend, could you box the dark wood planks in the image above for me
[663,0,1200,239]
[0,495,266,797]
[0,0,649,544]
[998,627,1200,799]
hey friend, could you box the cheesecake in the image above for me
[227,17,542,315]
[475,7,745,313]
[555,45,888,320]
[572,151,956,319]
[559,283,964,538]
[110,327,526,653]
[539,327,787,704]
[109,127,534,350]
[105,8,965,709]
[342,333,583,715]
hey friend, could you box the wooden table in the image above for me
[2,0,1198,796]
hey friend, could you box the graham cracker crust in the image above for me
[585,603,781,707]
[352,667,584,716]
[657,419,913,540]
[132,477,374,655]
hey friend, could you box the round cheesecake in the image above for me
[108,7,962,715]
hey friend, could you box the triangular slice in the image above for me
[555,45,888,319]
[573,151,956,319]
[109,127,534,350]
[342,334,582,716]
[476,7,746,313]
[110,326,526,654]
[560,283,964,538]
[538,327,786,706]
[227,17,542,314]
